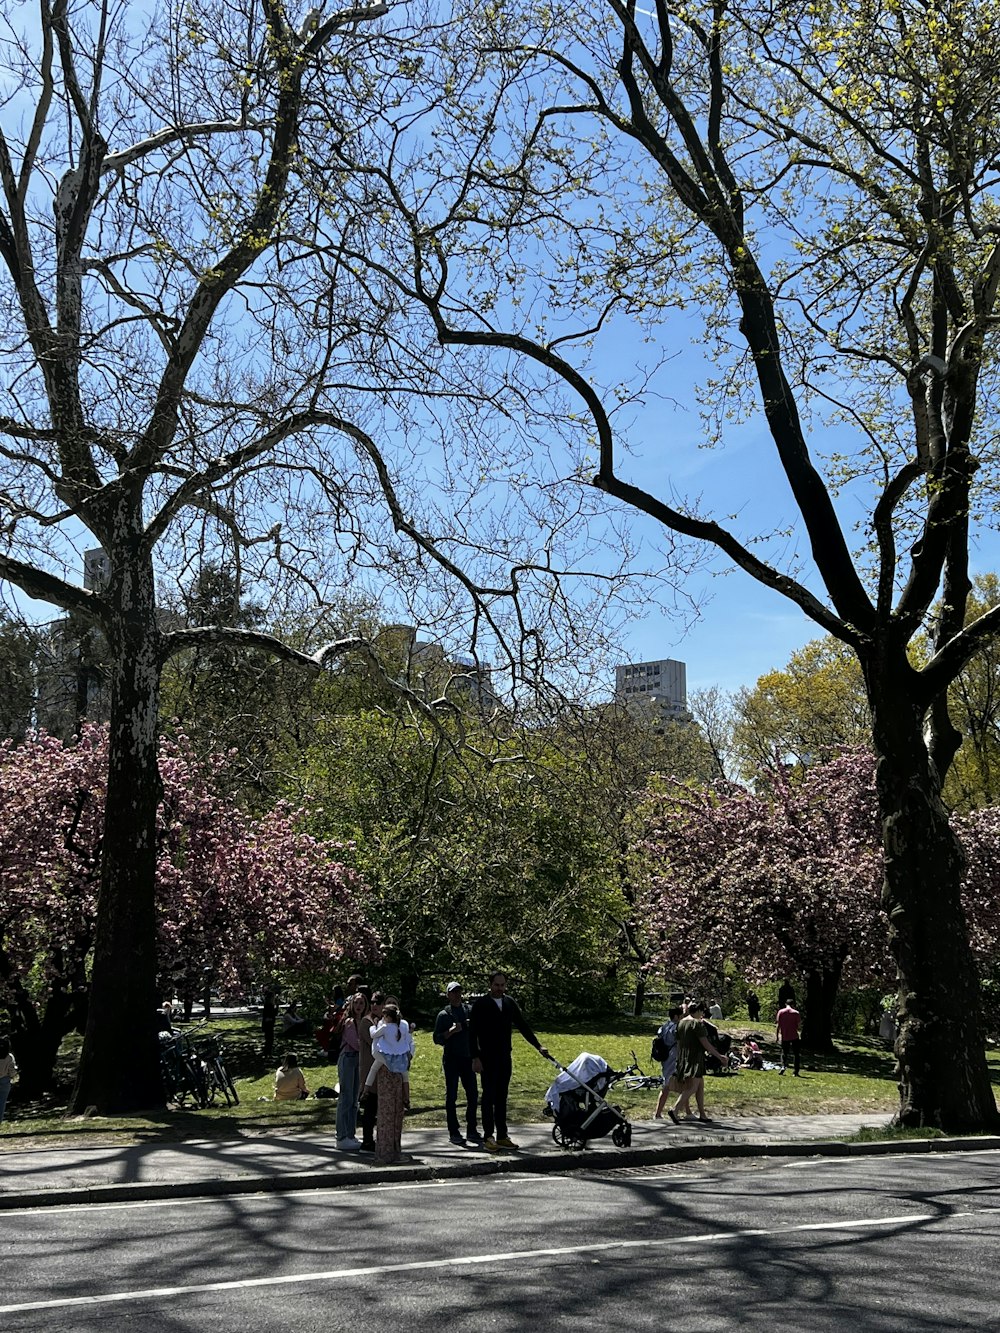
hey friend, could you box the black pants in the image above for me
[361,1087,378,1147]
[443,1056,479,1138]
[781,1039,801,1074]
[262,1021,275,1059]
[480,1052,513,1140]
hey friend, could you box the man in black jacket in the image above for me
[469,971,548,1152]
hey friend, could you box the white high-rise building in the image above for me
[615,656,687,720]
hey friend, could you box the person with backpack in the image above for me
[653,1006,682,1120]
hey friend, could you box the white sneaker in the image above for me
[337,1137,361,1150]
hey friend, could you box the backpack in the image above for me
[650,1021,675,1063]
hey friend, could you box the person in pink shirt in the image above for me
[776,1001,802,1075]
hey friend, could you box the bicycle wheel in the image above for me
[183,1055,210,1108]
[220,1062,240,1106]
[210,1058,235,1106]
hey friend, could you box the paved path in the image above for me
[0,1112,906,1208]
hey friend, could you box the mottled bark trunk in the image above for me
[70,527,164,1113]
[801,961,843,1053]
[867,652,998,1131]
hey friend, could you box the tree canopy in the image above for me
[0,725,377,1096]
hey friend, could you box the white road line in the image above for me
[0,1171,556,1217]
[0,1208,989,1315]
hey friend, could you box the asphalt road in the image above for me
[3,1151,998,1331]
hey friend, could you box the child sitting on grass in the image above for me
[361,1002,414,1109]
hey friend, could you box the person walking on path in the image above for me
[336,992,369,1149]
[469,971,548,1152]
[358,991,384,1153]
[776,998,802,1075]
[668,1000,728,1124]
[0,1038,17,1124]
[654,1006,682,1120]
[433,982,481,1146]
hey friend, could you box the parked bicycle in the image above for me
[200,1033,240,1107]
[159,1024,239,1108]
[160,1026,209,1107]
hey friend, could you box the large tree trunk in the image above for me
[801,961,843,1054]
[71,527,164,1114]
[0,943,84,1097]
[867,656,998,1131]
[633,971,646,1018]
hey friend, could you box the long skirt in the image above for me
[374,1065,405,1163]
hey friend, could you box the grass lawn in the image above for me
[3,1014,998,1146]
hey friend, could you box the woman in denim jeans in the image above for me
[0,1038,17,1124]
[336,993,369,1149]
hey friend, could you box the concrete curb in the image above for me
[3,1132,999,1212]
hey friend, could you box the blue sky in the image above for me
[589,302,1000,698]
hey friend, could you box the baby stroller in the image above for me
[544,1052,633,1151]
[704,1030,736,1075]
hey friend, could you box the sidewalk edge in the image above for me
[3,1132,999,1211]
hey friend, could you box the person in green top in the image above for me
[667,1000,728,1125]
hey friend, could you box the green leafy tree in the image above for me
[732,639,869,781]
[293,708,628,1012]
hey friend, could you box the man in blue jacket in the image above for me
[469,971,548,1152]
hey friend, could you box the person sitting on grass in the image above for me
[361,1002,414,1110]
[274,1051,309,1101]
[740,1038,763,1070]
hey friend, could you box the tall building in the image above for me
[35,549,111,737]
[83,547,110,591]
[615,656,687,722]
[382,624,498,712]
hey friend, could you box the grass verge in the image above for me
[2,1014,997,1147]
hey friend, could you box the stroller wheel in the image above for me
[552,1124,585,1151]
[612,1124,630,1148]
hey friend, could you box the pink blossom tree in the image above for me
[0,727,378,1098]
[952,807,1000,1036]
[639,751,889,1050]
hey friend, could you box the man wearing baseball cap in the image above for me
[432,982,481,1146]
